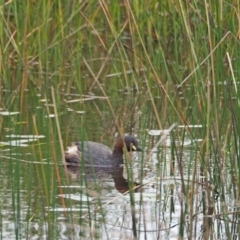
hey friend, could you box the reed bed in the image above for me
[1,0,240,239]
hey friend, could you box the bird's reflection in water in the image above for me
[66,163,141,194]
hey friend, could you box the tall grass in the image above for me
[1,0,240,239]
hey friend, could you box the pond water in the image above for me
[0,85,238,240]
[2,0,240,238]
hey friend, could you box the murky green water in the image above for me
[1,1,240,238]
[0,87,151,239]
[1,86,236,240]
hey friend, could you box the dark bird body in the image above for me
[65,135,141,166]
